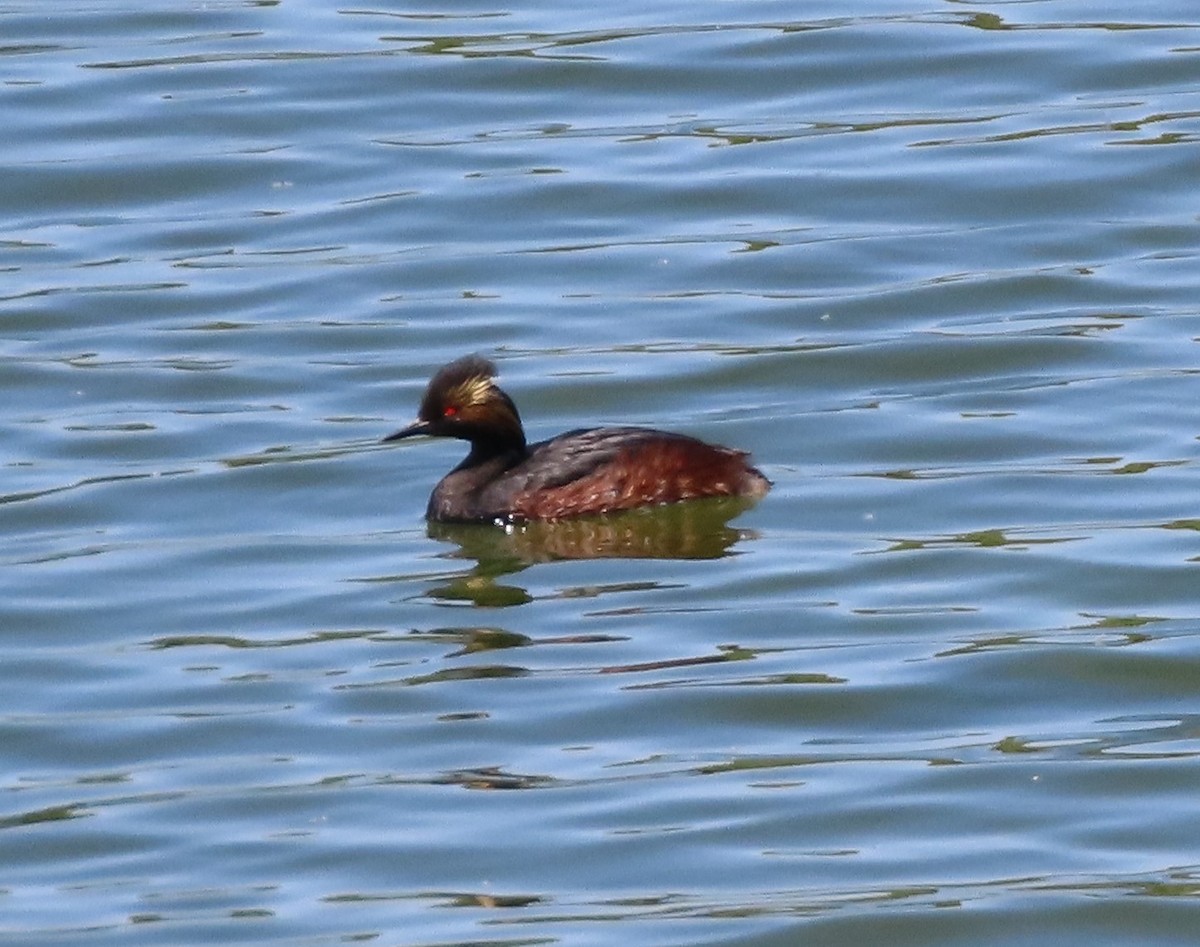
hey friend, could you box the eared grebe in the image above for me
[383,355,770,523]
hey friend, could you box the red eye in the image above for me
[443,405,459,418]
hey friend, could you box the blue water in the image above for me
[3,1,1200,944]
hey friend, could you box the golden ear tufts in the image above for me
[454,373,496,408]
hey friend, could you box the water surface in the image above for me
[3,1,1199,944]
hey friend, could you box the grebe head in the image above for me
[383,355,526,452]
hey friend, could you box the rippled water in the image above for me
[4,1,1200,944]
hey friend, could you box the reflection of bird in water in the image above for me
[427,496,761,562]
[418,497,763,608]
